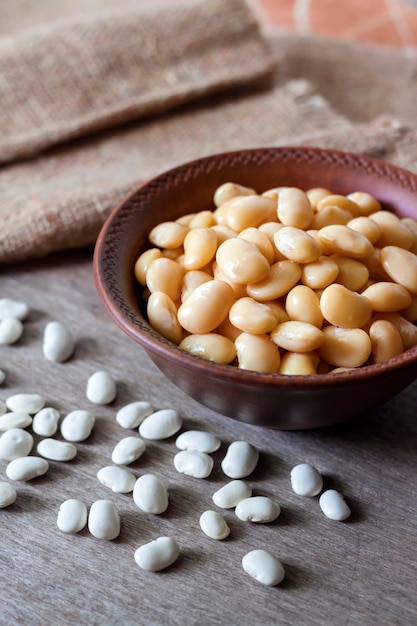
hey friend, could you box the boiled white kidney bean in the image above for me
[175,430,221,453]
[6,456,49,481]
[42,321,75,363]
[290,463,323,497]
[97,465,136,493]
[0,428,33,461]
[173,450,214,478]
[0,411,32,431]
[0,481,17,508]
[221,441,259,479]
[235,496,281,523]
[86,371,117,405]
[242,549,285,586]
[134,536,180,572]
[88,500,120,540]
[6,393,45,414]
[0,318,23,345]
[116,401,153,429]
[111,436,146,465]
[133,474,168,514]
[138,408,182,440]
[319,489,351,521]
[0,298,29,321]
[32,407,60,437]
[60,410,95,442]
[212,480,252,509]
[37,438,77,461]
[199,510,230,540]
[57,499,88,534]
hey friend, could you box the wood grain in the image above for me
[0,248,416,626]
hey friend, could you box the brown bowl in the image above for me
[93,146,417,429]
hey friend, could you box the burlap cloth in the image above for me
[1,0,417,263]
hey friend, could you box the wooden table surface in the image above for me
[0,247,416,626]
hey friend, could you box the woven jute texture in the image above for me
[2,0,417,263]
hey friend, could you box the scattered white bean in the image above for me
[116,401,153,429]
[0,318,23,345]
[88,499,120,540]
[43,321,75,363]
[57,499,88,534]
[173,450,214,478]
[175,430,221,453]
[0,411,32,431]
[37,438,77,461]
[134,537,180,572]
[0,298,29,321]
[212,480,252,509]
[97,465,136,493]
[242,549,285,586]
[235,496,281,523]
[6,456,49,481]
[199,510,230,540]
[111,436,146,465]
[133,474,168,514]
[60,410,95,442]
[86,371,117,405]
[32,407,60,437]
[138,409,182,440]
[0,428,34,461]
[0,481,17,508]
[221,441,259,479]
[0,369,6,385]
[290,463,323,497]
[6,393,45,415]
[319,489,351,521]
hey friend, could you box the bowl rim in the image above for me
[94,145,417,390]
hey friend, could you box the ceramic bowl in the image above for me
[93,146,417,429]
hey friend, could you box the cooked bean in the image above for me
[317,194,361,217]
[181,270,212,303]
[319,489,351,521]
[221,441,259,479]
[88,500,120,540]
[347,216,381,243]
[380,245,417,294]
[242,549,285,586]
[318,224,374,259]
[178,280,234,334]
[271,321,324,353]
[331,254,369,291]
[133,474,168,514]
[306,187,332,209]
[57,499,88,534]
[174,450,214,478]
[238,227,275,264]
[146,257,185,302]
[148,221,188,249]
[175,430,221,453]
[214,315,242,342]
[6,456,49,481]
[235,333,280,373]
[0,481,17,508]
[216,238,270,285]
[211,224,237,245]
[212,265,248,300]
[318,326,372,367]
[361,249,392,282]
[134,537,180,572]
[212,480,252,509]
[400,295,417,322]
[229,297,279,334]
[301,256,339,289]
[346,191,381,216]
[320,284,372,328]
[373,312,417,349]
[274,226,321,264]
[285,285,323,328]
[182,227,218,270]
[369,320,404,363]
[361,281,412,312]
[278,351,318,375]
[147,291,183,344]
[213,182,256,207]
[188,210,216,228]
[199,510,230,540]
[277,187,313,230]
[0,318,23,345]
[235,496,280,523]
[134,248,163,285]
[311,205,353,229]
[290,463,323,496]
[224,195,277,231]
[247,260,301,301]
[0,428,33,461]
[112,436,146,465]
[370,211,414,249]
[179,333,236,364]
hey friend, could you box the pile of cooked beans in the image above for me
[135,183,417,374]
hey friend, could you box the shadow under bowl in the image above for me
[93,146,417,429]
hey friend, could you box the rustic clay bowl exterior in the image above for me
[94,147,417,429]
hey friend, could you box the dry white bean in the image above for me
[290,463,323,497]
[133,474,168,514]
[86,371,117,405]
[134,537,180,572]
[6,393,45,414]
[235,496,281,523]
[60,410,95,442]
[0,298,29,321]
[199,510,230,540]
[0,428,33,460]
[319,489,351,521]
[242,549,285,586]
[0,411,32,431]
[37,438,77,461]
[0,400,6,415]
[139,408,182,440]
[57,499,88,534]
[175,430,221,453]
[116,401,153,429]
[6,456,49,481]
[0,318,23,345]
[32,407,60,437]
[221,441,259,479]
[97,465,136,493]
[212,480,252,509]
[0,481,17,508]
[111,436,146,465]
[173,450,214,478]
[88,500,120,540]
[43,321,75,362]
